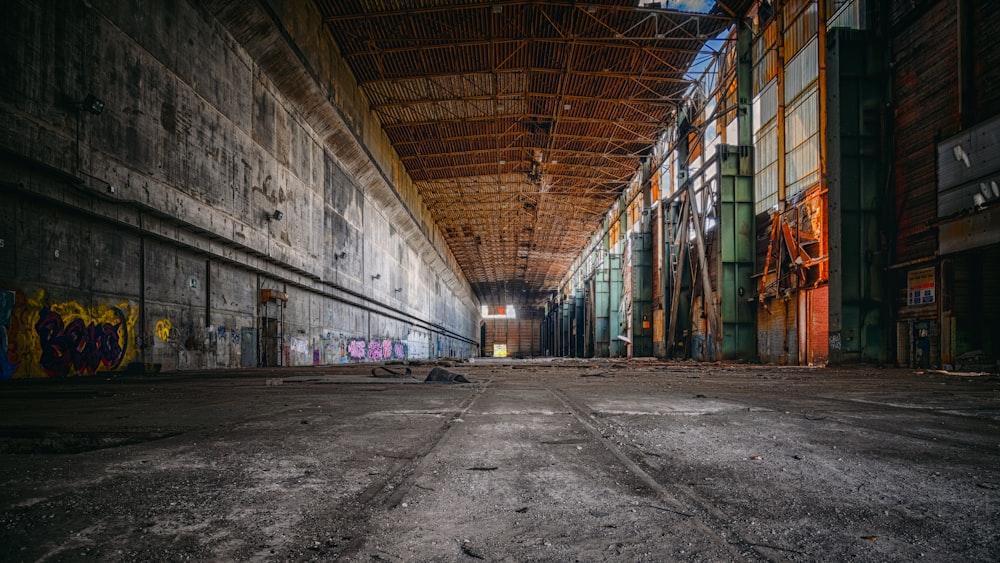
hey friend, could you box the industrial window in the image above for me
[826,0,861,29]
[785,85,821,197]
[753,79,778,133]
[784,1,818,61]
[754,79,779,214]
[784,37,818,103]
[753,19,778,95]
[482,304,516,319]
[755,124,779,213]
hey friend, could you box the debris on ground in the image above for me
[459,540,485,559]
[371,366,413,378]
[424,367,471,383]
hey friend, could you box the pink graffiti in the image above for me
[346,339,366,360]
[368,340,385,361]
[381,339,392,359]
[393,342,405,359]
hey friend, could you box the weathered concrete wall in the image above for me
[0,0,480,377]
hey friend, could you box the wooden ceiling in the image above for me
[314,1,740,310]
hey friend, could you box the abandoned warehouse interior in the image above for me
[1,0,999,375]
[2,1,1000,561]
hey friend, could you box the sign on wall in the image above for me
[493,343,507,357]
[907,267,936,306]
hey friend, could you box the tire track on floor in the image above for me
[544,384,786,563]
[333,378,493,561]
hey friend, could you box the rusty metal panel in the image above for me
[891,0,960,264]
[758,295,797,364]
[808,285,829,365]
[939,210,1000,255]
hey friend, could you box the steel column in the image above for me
[608,253,624,357]
[718,145,757,360]
[826,29,887,364]
[595,249,611,357]
[631,228,654,357]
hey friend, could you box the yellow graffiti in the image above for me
[13,290,140,378]
[155,318,172,342]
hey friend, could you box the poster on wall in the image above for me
[493,344,507,358]
[907,267,936,306]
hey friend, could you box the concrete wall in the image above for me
[0,0,480,377]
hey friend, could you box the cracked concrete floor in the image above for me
[1,359,998,562]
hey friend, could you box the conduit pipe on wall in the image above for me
[4,171,479,348]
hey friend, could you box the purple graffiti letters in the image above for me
[35,306,127,376]
[346,339,366,360]
[368,340,385,361]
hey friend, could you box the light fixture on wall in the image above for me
[267,209,283,221]
[74,93,104,115]
[394,288,402,292]
[973,193,986,210]
[334,251,347,260]
[371,273,381,280]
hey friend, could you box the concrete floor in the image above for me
[1,359,998,562]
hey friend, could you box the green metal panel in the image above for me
[608,253,624,357]
[559,297,573,356]
[826,28,887,364]
[718,145,756,360]
[664,198,692,358]
[574,289,585,357]
[631,230,654,357]
[595,262,610,357]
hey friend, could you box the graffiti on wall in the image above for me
[12,291,140,377]
[156,318,173,342]
[1,290,19,379]
[326,335,409,363]
[346,338,367,360]
[203,324,252,368]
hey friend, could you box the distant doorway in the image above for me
[259,316,280,367]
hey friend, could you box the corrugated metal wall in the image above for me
[808,285,829,365]
[890,0,960,264]
[483,318,542,357]
[970,0,1000,120]
[758,293,798,364]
